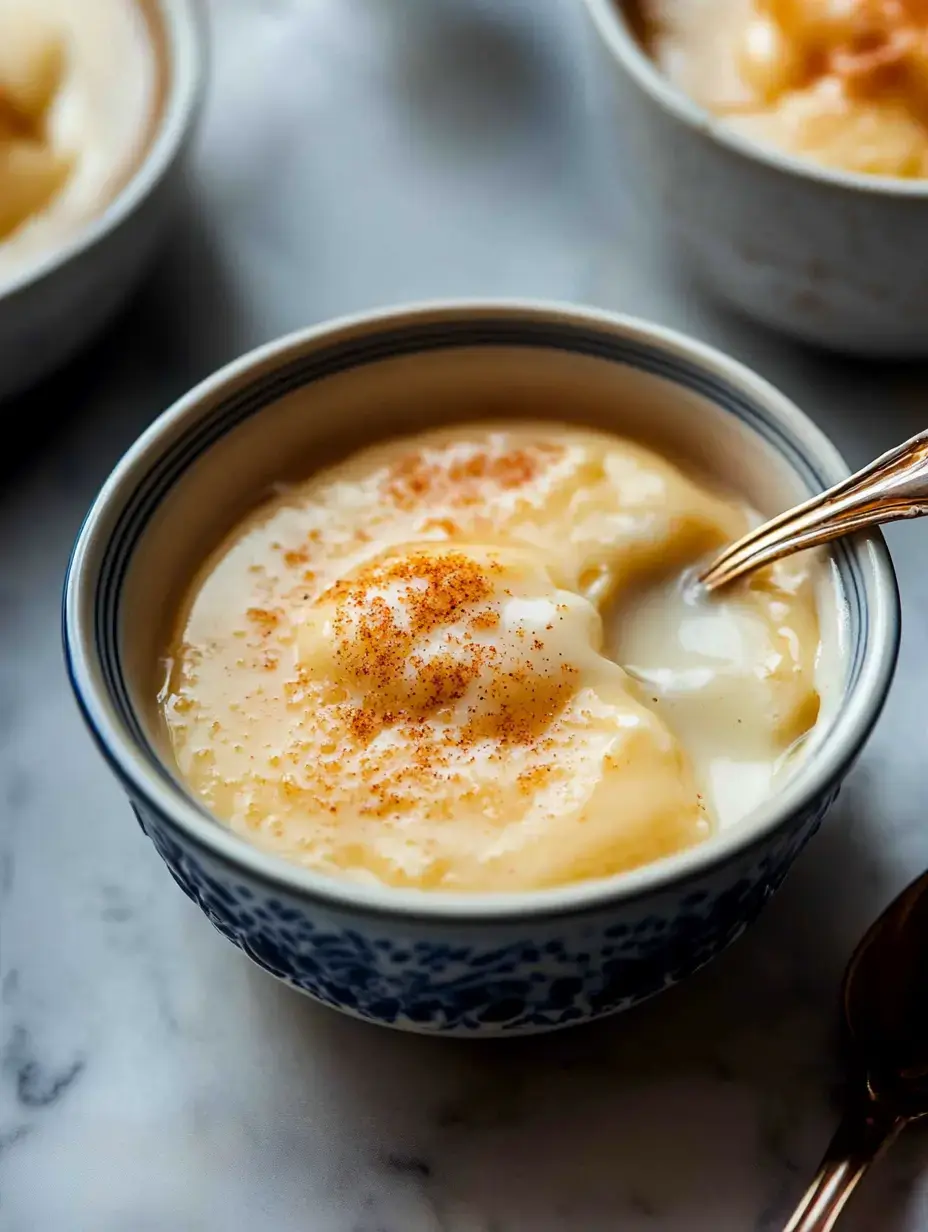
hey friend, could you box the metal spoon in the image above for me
[782,870,928,1231]
[700,429,928,592]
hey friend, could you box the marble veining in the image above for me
[3,0,928,1227]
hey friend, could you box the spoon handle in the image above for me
[700,428,928,591]
[782,1093,905,1232]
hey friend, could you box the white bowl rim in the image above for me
[1,0,207,302]
[64,298,900,923]
[581,0,928,200]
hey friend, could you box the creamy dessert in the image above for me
[631,0,928,177]
[159,425,824,893]
[0,0,160,276]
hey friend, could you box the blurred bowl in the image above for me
[64,302,899,1035]
[581,0,928,356]
[0,0,206,401]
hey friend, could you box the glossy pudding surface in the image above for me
[159,424,823,893]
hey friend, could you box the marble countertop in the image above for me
[3,1,928,1228]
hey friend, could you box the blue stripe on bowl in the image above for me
[91,318,868,779]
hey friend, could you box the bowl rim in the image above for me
[580,0,928,200]
[1,0,207,302]
[63,299,901,923]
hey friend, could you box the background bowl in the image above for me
[0,0,206,402]
[64,302,899,1036]
[581,0,928,357]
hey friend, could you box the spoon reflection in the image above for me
[701,429,928,592]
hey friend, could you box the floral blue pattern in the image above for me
[133,784,838,1035]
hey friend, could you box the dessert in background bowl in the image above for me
[64,302,899,1035]
[0,0,204,401]
[582,0,928,354]
[635,0,928,178]
[0,0,158,270]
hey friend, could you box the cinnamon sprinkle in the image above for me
[381,442,563,511]
[761,0,928,100]
[317,548,573,754]
[246,607,280,632]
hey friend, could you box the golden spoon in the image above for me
[700,429,928,591]
[782,870,928,1231]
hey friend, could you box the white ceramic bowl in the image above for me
[64,302,899,1035]
[0,0,206,401]
[581,0,928,357]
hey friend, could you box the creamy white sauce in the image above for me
[613,558,843,828]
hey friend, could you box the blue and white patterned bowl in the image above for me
[63,303,899,1036]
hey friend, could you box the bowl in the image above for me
[63,302,900,1036]
[580,0,928,357]
[0,0,206,401]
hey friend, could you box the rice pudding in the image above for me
[159,424,823,893]
[0,0,161,277]
[630,0,928,177]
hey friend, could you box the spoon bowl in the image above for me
[844,870,928,1117]
[784,870,928,1230]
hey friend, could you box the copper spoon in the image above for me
[700,429,928,592]
[782,870,928,1231]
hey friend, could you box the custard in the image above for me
[159,425,823,893]
[0,0,159,275]
[631,0,928,177]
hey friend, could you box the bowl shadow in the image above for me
[362,0,573,162]
[0,188,245,499]
[191,770,924,1230]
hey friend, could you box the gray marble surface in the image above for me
[3,1,928,1228]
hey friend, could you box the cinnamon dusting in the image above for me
[382,442,563,511]
[321,549,573,749]
[763,0,928,99]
